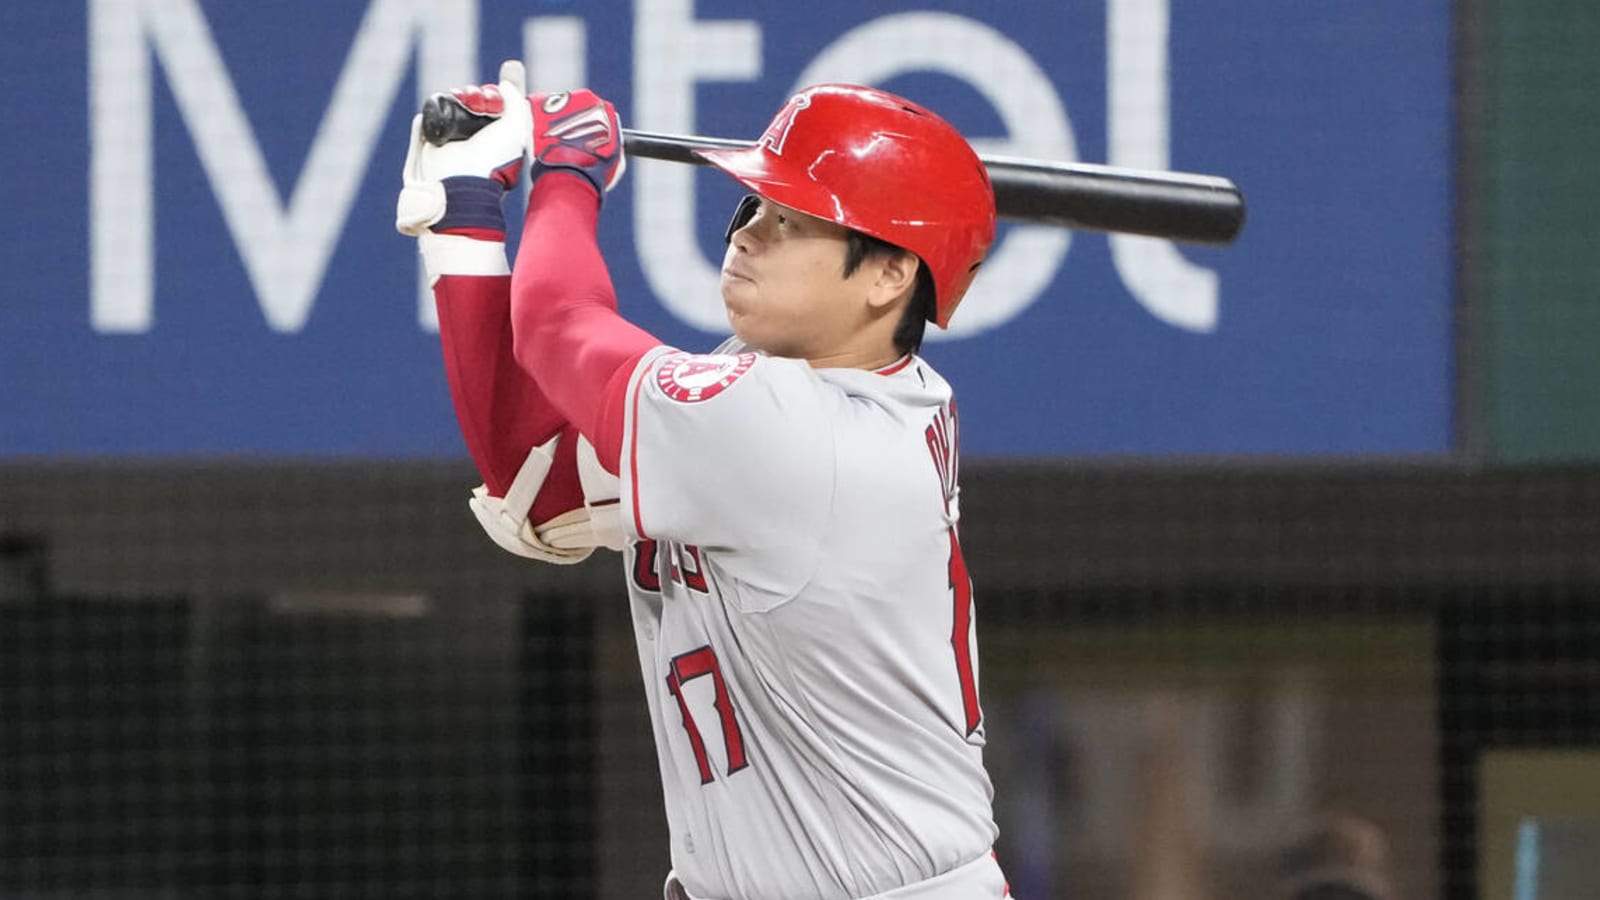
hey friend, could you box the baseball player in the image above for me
[397,61,1008,900]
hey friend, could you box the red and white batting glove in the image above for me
[396,60,532,279]
[527,89,627,198]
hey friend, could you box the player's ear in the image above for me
[866,251,920,313]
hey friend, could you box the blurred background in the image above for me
[1,1,1597,898]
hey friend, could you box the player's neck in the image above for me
[804,341,905,372]
[800,314,905,371]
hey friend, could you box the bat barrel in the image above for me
[984,157,1246,246]
[621,129,1246,246]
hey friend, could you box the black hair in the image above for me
[842,230,937,354]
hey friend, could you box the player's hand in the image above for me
[396,59,533,239]
[527,89,627,198]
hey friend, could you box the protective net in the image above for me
[2,464,1597,900]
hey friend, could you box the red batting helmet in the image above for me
[696,84,996,329]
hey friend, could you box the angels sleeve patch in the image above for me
[655,352,758,403]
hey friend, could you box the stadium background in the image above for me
[2,1,1597,898]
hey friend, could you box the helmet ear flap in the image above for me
[723,194,761,244]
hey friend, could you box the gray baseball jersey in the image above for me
[615,342,1006,900]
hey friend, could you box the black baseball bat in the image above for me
[421,93,1246,246]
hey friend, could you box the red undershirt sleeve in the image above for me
[510,172,665,474]
[432,272,587,523]
[434,273,529,497]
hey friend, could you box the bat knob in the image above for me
[419,92,492,147]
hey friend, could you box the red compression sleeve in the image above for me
[433,273,585,522]
[511,173,663,473]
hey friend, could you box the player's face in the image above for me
[719,196,880,360]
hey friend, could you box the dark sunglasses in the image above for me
[723,194,761,244]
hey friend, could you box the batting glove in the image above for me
[396,60,532,277]
[528,89,627,198]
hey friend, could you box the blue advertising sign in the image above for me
[0,0,1454,457]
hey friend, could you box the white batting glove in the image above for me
[396,60,533,278]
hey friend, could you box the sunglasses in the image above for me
[723,194,761,244]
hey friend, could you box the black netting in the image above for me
[2,464,1597,899]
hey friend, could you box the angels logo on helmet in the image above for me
[755,94,811,157]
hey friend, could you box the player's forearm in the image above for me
[510,173,660,470]
[434,273,566,497]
